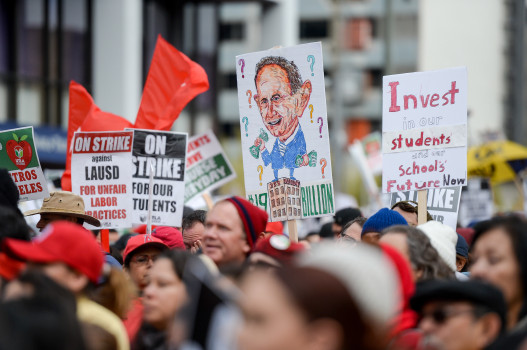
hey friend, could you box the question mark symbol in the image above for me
[307,55,315,76]
[317,117,323,138]
[320,158,327,178]
[309,104,314,123]
[257,165,263,186]
[242,116,249,137]
[238,59,245,78]
[246,90,252,108]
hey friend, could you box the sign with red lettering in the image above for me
[382,67,467,193]
[71,131,134,229]
[185,130,236,203]
[0,126,49,201]
[129,129,188,227]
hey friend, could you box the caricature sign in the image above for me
[236,42,334,221]
[382,67,468,193]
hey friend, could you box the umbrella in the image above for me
[467,140,527,184]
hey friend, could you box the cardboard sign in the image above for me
[0,126,49,201]
[129,129,187,227]
[458,178,493,227]
[185,130,236,203]
[382,67,468,193]
[71,131,134,229]
[390,187,462,229]
[236,42,334,221]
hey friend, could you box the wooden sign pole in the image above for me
[417,190,427,225]
[288,220,298,243]
[202,193,214,210]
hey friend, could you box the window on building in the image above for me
[300,20,329,39]
[219,72,237,89]
[219,22,243,41]
[0,0,93,127]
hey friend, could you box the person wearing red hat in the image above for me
[203,196,268,267]
[122,234,168,343]
[247,234,304,269]
[2,221,129,350]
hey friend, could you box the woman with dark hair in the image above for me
[133,249,192,350]
[239,243,399,350]
[470,215,527,332]
[379,225,454,282]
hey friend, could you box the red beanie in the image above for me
[152,226,185,250]
[225,196,268,249]
[265,221,283,235]
[253,234,305,265]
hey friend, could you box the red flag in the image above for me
[61,81,133,190]
[134,35,209,131]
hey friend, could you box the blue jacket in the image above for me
[261,124,306,170]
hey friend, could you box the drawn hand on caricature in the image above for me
[254,137,266,152]
[300,154,309,166]
[190,240,202,254]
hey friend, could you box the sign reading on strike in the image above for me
[71,131,134,229]
[390,186,462,229]
[129,129,188,227]
[185,130,236,203]
[382,67,468,193]
[0,126,49,201]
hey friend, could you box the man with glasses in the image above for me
[339,216,366,243]
[122,234,168,341]
[410,279,506,350]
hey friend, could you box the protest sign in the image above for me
[382,67,468,194]
[0,126,49,201]
[185,130,236,203]
[389,187,462,229]
[129,129,187,227]
[458,178,493,227]
[236,42,334,222]
[71,131,134,229]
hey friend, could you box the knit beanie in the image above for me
[361,208,408,237]
[456,234,469,258]
[418,221,458,271]
[224,196,268,249]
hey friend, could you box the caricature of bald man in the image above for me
[253,56,312,181]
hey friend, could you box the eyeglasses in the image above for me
[131,254,159,265]
[419,307,476,325]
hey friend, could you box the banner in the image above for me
[71,131,134,229]
[389,187,462,229]
[236,42,334,221]
[129,129,187,227]
[458,178,493,227]
[0,126,49,201]
[382,67,468,193]
[185,130,236,203]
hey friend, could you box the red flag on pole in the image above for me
[134,35,210,131]
[61,81,133,191]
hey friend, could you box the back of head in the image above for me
[298,242,400,330]
[0,206,32,246]
[0,168,22,217]
[334,207,362,227]
[275,265,385,350]
[417,221,458,272]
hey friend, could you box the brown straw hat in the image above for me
[24,191,101,227]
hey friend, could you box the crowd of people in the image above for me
[1,167,527,350]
